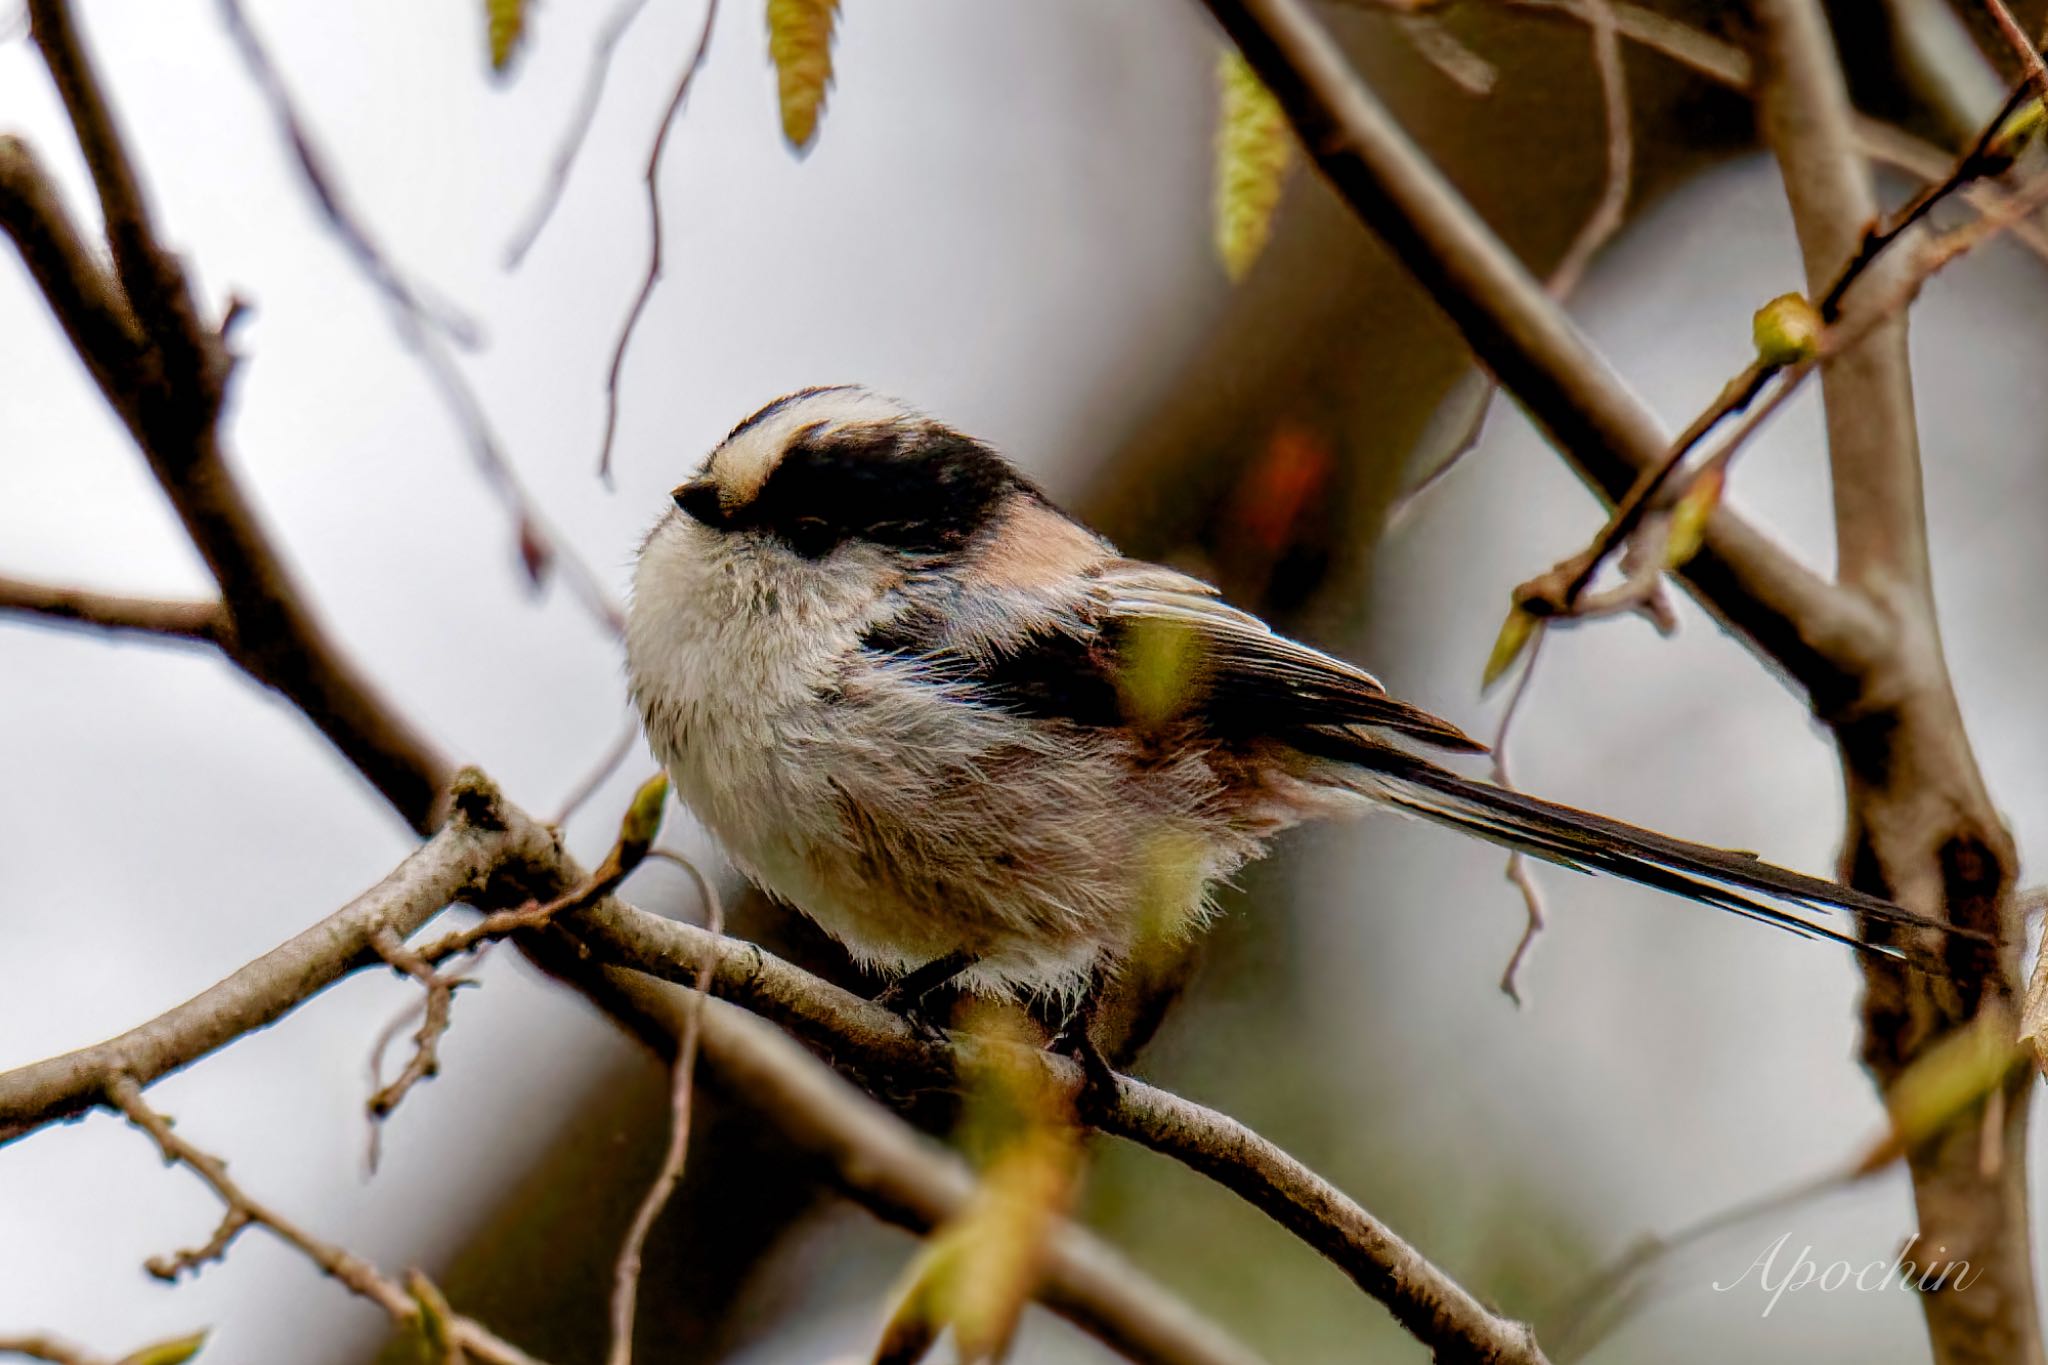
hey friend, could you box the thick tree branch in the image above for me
[0,778,1543,1365]
[1752,0,1932,600]
[0,573,227,647]
[548,896,1549,1364]
[1748,4,2036,1364]
[25,0,207,371]
[4,6,454,832]
[0,20,1296,1361]
[1194,0,1887,708]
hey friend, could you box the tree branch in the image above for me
[0,773,542,1142]
[549,895,1550,1364]
[0,776,1545,1365]
[0,573,227,647]
[1192,0,1886,709]
[0,22,1291,1360]
[1747,4,2037,1363]
[5,5,454,832]
[106,1075,550,1365]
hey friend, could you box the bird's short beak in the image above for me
[672,480,726,527]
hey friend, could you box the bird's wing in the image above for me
[857,558,1984,965]
[1082,560,1486,751]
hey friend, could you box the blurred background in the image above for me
[3,0,2046,1361]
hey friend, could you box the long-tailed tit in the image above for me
[627,387,1960,1052]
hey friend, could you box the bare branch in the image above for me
[606,858,719,1365]
[1983,0,2048,105]
[25,0,213,383]
[1388,0,1632,519]
[107,1076,550,1365]
[1749,4,2038,1362]
[212,0,625,638]
[211,0,478,347]
[562,895,1548,1363]
[0,773,542,1142]
[503,0,658,268]
[0,574,227,647]
[596,0,720,482]
[0,770,1535,1364]
[0,127,452,829]
[1193,0,1883,707]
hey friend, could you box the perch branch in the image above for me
[0,775,1543,1365]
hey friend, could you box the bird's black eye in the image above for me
[785,515,841,558]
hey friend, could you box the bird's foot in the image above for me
[1046,1019,1120,1125]
[881,995,949,1046]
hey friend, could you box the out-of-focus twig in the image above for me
[1391,12,1496,94]
[1504,0,2048,263]
[503,0,658,267]
[1492,625,1551,1004]
[1194,0,1880,708]
[553,721,646,826]
[213,0,625,637]
[1388,0,1630,520]
[605,856,720,1365]
[1984,0,2048,105]
[107,1076,550,1365]
[1883,0,2007,140]
[212,0,478,347]
[596,0,720,482]
[0,574,227,647]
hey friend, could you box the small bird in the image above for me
[627,387,1956,1058]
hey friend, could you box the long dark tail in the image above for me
[1348,746,1988,966]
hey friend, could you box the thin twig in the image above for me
[596,0,720,482]
[106,1075,550,1365]
[1492,625,1551,1004]
[213,0,625,638]
[503,0,658,268]
[606,857,721,1365]
[363,926,480,1160]
[553,722,646,826]
[1983,0,2048,106]
[1391,13,1495,95]
[1503,0,2048,263]
[0,775,538,1142]
[1511,49,2043,627]
[1388,0,1632,520]
[212,0,478,346]
[0,574,227,647]
[1546,0,1632,297]
[1196,0,1878,705]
